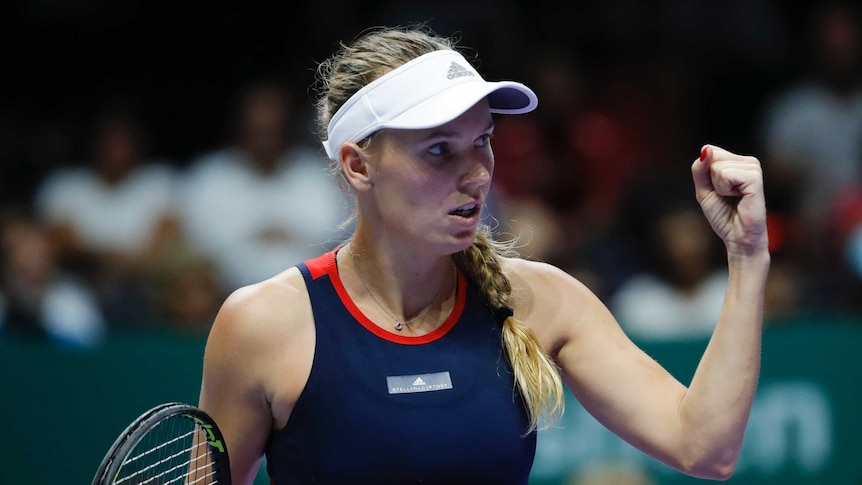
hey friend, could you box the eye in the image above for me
[427,142,450,157]
[474,133,493,148]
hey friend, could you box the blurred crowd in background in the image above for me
[2,0,862,348]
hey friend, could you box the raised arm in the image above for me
[678,144,769,472]
[513,144,768,479]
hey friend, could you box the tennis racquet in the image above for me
[91,402,231,485]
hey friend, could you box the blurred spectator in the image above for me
[492,46,586,213]
[0,209,105,348]
[492,45,691,299]
[759,2,862,221]
[610,183,727,342]
[178,79,350,291]
[756,1,862,312]
[32,98,190,328]
[144,244,224,334]
[837,190,862,313]
[490,46,582,263]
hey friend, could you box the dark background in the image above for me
[3,0,818,207]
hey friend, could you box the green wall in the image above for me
[1,320,860,484]
[531,320,862,484]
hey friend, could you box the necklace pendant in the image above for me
[394,321,404,331]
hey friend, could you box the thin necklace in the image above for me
[347,245,450,331]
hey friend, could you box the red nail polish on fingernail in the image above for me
[700,146,708,161]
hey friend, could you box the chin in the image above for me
[444,230,479,254]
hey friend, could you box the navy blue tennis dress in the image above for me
[264,250,536,484]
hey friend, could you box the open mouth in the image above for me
[449,203,479,218]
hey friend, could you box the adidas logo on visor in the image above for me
[447,61,475,80]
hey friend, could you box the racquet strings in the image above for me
[114,414,217,485]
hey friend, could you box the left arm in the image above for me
[513,145,768,479]
[676,144,769,476]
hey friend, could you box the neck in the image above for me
[341,241,456,332]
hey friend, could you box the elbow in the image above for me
[703,461,738,481]
[672,412,746,480]
[680,451,740,481]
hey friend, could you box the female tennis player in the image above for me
[198,25,769,484]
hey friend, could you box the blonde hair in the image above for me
[314,25,564,432]
[453,226,564,432]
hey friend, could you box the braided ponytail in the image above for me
[453,226,564,432]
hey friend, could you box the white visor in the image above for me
[322,49,538,161]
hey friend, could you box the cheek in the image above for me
[402,180,446,209]
[387,175,452,220]
[377,170,430,208]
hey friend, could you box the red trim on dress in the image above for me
[319,250,466,345]
[306,250,337,280]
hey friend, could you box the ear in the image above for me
[340,142,374,191]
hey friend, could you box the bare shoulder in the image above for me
[208,267,312,350]
[200,267,316,477]
[499,256,614,355]
[201,266,315,406]
[500,256,597,307]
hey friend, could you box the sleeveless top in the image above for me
[264,251,536,484]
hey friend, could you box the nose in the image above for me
[460,154,493,190]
